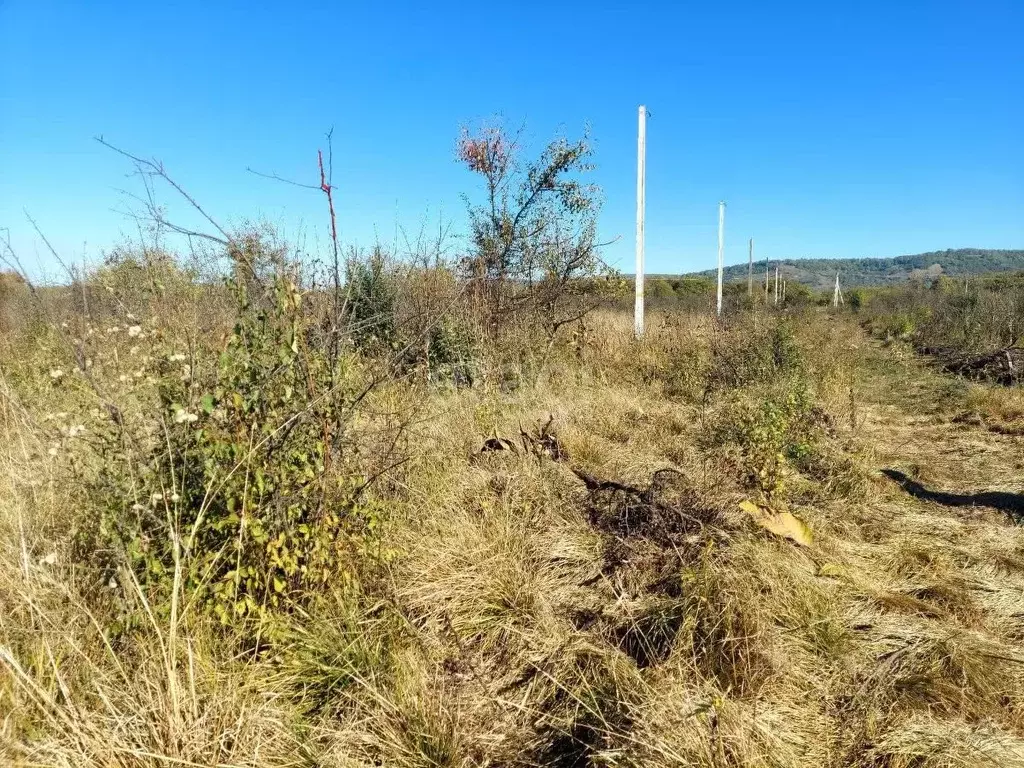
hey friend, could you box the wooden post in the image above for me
[634,105,647,338]
[783,280,787,303]
[833,271,843,307]
[717,201,725,316]
[774,265,779,305]
[747,238,753,297]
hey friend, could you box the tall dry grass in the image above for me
[3,259,1024,767]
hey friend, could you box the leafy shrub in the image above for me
[708,319,803,392]
[78,259,387,629]
[423,314,479,386]
[347,248,398,352]
[668,277,714,312]
[878,312,917,341]
[781,281,815,307]
[459,123,609,348]
[731,381,817,495]
[861,272,1024,355]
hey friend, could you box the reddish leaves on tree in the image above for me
[458,129,507,175]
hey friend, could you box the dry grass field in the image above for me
[2,267,1024,767]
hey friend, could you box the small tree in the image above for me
[458,124,609,347]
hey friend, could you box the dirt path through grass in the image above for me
[804,337,1024,763]
[859,339,1024,513]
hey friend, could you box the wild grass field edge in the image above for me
[3,130,1024,767]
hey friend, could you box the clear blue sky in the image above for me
[2,0,1022,280]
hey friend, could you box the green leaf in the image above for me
[200,393,216,414]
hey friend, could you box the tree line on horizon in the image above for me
[679,248,1024,290]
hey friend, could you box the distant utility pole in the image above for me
[774,265,780,305]
[747,238,753,297]
[717,201,726,316]
[833,271,844,308]
[783,280,787,303]
[634,105,647,339]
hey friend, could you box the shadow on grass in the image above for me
[882,469,1024,524]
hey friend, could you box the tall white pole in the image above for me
[634,105,647,338]
[716,201,725,316]
[774,265,779,305]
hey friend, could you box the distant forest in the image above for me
[680,249,1024,291]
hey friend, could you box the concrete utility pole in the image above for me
[717,201,726,316]
[634,105,647,339]
[747,238,753,297]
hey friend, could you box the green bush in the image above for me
[781,281,814,307]
[706,375,820,497]
[347,248,398,352]
[860,272,1024,354]
[424,314,479,386]
[708,318,803,392]
[735,382,816,494]
[79,261,386,630]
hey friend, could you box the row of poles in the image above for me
[633,105,842,339]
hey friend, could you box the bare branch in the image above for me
[246,167,321,191]
[25,211,78,285]
[95,136,233,247]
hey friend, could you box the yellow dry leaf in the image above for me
[739,500,813,547]
[817,563,845,579]
[758,511,813,546]
[738,500,763,516]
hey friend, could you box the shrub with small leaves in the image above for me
[709,319,803,392]
[347,249,398,353]
[82,259,387,629]
[734,382,817,495]
[422,314,479,386]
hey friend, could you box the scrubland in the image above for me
[2,245,1024,768]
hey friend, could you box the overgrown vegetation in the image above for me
[2,134,1024,767]
[856,271,1024,388]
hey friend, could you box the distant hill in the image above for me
[680,249,1024,291]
